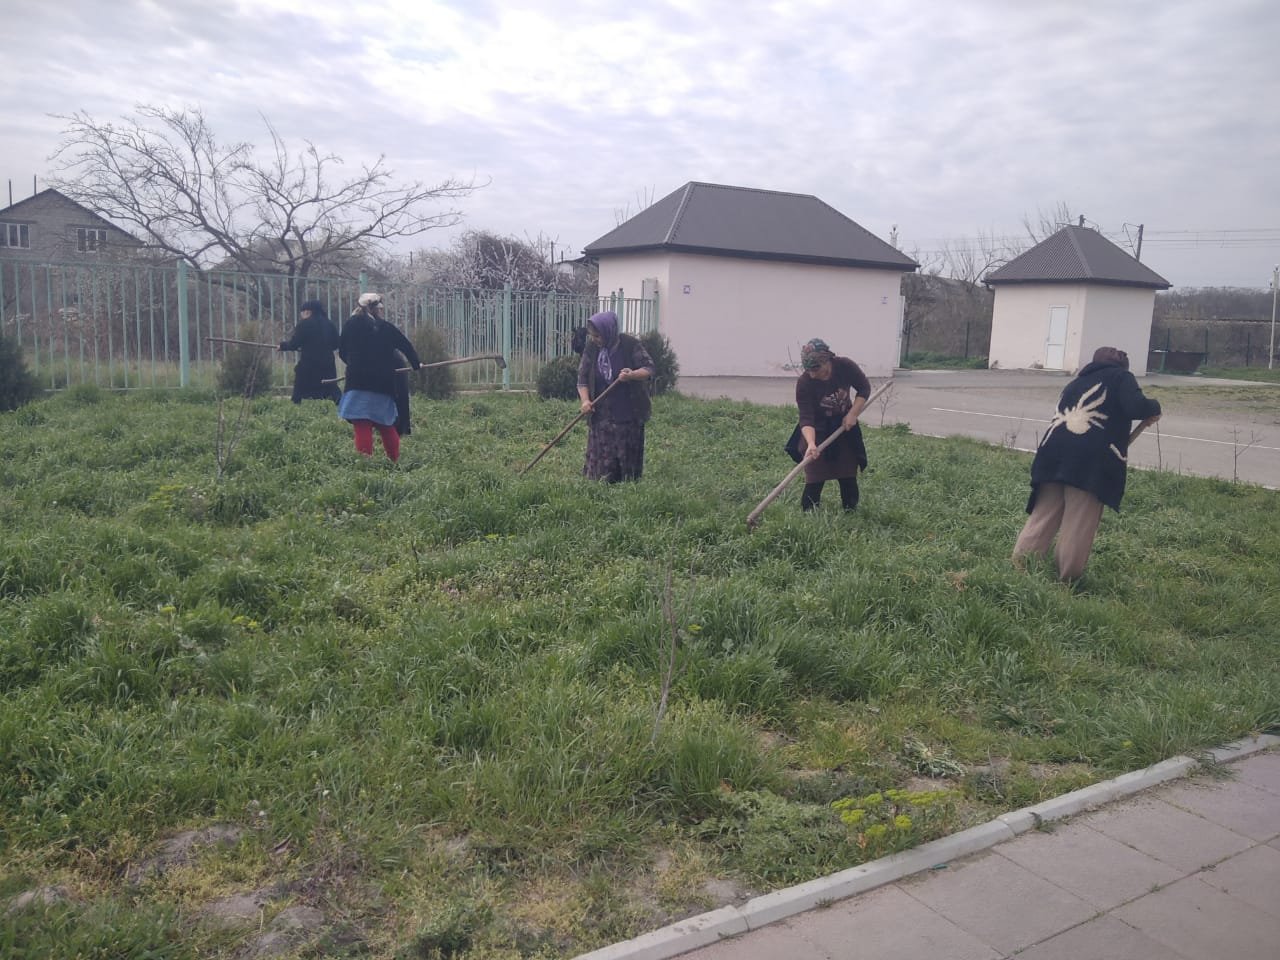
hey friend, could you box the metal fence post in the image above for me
[177,260,190,388]
[359,270,368,296]
[502,282,512,390]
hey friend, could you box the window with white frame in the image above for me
[77,227,108,252]
[1,222,31,248]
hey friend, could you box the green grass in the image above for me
[899,352,988,370]
[1193,366,1280,384]
[1,390,1277,957]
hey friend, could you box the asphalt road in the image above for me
[679,369,1280,489]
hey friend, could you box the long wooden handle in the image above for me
[1129,417,1159,444]
[519,377,625,475]
[395,353,507,372]
[746,380,893,530]
[321,353,508,384]
[206,336,279,349]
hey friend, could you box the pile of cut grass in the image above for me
[1,387,1276,958]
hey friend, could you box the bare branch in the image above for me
[48,105,478,279]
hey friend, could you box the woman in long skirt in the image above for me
[576,311,655,482]
[792,338,871,511]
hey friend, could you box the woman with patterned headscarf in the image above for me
[576,310,656,482]
[789,338,872,511]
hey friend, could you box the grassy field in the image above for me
[1,387,1277,959]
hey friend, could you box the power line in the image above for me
[908,227,1280,251]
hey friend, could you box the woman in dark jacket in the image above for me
[337,293,422,462]
[576,311,655,482]
[791,338,871,511]
[1013,346,1161,580]
[279,299,340,403]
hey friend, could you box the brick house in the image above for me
[0,188,142,263]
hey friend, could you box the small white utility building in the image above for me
[583,182,917,377]
[985,225,1170,376]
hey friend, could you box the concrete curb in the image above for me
[571,733,1279,960]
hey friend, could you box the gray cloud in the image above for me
[3,0,1277,286]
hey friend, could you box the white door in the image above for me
[1045,306,1068,369]
[895,294,906,366]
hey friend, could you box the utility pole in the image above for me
[1135,224,1144,261]
[1270,264,1278,370]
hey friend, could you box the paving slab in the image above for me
[790,884,1001,960]
[1195,844,1280,920]
[1113,875,1280,960]
[1157,775,1280,841]
[1012,914,1186,960]
[899,851,1096,956]
[990,821,1181,910]
[1229,749,1280,796]
[1077,796,1254,873]
[677,919,823,960]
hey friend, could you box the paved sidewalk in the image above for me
[677,746,1280,960]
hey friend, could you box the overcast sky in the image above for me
[3,0,1278,288]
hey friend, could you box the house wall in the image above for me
[598,252,904,377]
[988,283,1088,372]
[0,192,137,263]
[1078,286,1156,376]
[988,283,1155,375]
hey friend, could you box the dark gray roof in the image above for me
[0,188,143,244]
[985,225,1170,289]
[584,182,917,271]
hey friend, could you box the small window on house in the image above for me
[77,227,108,252]
[1,222,31,248]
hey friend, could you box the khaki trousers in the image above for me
[1012,482,1105,581]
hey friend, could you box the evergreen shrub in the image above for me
[410,326,457,400]
[0,331,41,411]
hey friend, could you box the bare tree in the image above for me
[613,186,657,226]
[50,105,477,281]
[402,229,596,294]
[1021,202,1076,246]
[939,228,1011,287]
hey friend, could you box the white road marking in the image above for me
[929,408,1280,452]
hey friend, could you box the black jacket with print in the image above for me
[1028,360,1161,512]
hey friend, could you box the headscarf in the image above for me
[588,311,621,382]
[299,299,329,321]
[1091,346,1129,369]
[800,338,834,371]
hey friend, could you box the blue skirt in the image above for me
[338,390,397,426]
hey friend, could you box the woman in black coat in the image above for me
[279,300,341,403]
[336,293,422,462]
[1013,346,1161,581]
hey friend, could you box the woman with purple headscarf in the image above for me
[789,338,872,511]
[577,311,656,482]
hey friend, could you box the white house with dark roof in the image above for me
[583,182,917,377]
[985,225,1171,376]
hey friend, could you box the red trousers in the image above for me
[352,420,400,462]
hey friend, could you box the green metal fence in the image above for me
[0,259,658,391]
